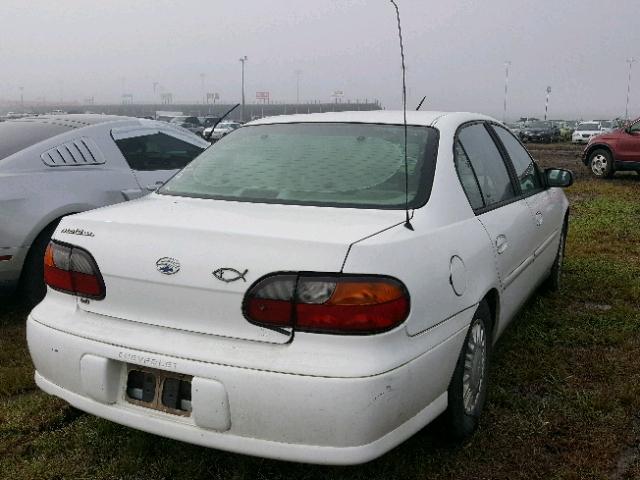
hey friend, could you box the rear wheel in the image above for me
[20,221,59,306]
[444,301,492,440]
[588,149,615,178]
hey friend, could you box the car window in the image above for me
[454,140,485,210]
[115,132,204,171]
[629,121,640,133]
[492,125,542,194]
[457,123,515,207]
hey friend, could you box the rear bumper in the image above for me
[27,315,466,465]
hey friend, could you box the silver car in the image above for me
[0,114,208,302]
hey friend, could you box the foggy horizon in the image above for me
[1,0,639,120]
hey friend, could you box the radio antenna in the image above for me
[389,0,413,230]
[416,95,427,111]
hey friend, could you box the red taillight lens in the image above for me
[244,274,409,334]
[44,241,105,299]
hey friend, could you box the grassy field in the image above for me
[1,144,639,479]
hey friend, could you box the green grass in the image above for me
[1,171,639,479]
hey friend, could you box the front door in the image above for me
[616,120,640,162]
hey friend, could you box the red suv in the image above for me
[582,118,640,178]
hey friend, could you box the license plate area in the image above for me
[125,367,192,416]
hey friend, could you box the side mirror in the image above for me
[545,168,573,188]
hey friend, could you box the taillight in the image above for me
[244,274,409,334]
[44,241,105,299]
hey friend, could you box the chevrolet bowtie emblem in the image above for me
[212,268,249,283]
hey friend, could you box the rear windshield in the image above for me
[159,122,439,209]
[0,120,73,161]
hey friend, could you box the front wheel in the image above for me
[588,149,615,178]
[444,301,492,440]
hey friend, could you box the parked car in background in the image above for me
[556,121,577,142]
[520,121,560,143]
[582,117,640,177]
[204,120,241,141]
[506,122,522,137]
[201,116,220,129]
[597,120,615,133]
[572,122,603,144]
[28,111,573,465]
[170,116,204,136]
[0,114,208,302]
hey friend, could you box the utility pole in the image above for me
[153,82,159,103]
[295,69,302,104]
[626,58,635,120]
[544,86,551,121]
[19,86,24,110]
[239,56,248,122]
[503,61,511,123]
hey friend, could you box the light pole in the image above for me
[544,86,551,121]
[200,73,205,104]
[295,69,302,104]
[503,61,511,123]
[19,86,24,110]
[625,58,635,120]
[239,56,248,122]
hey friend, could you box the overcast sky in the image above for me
[1,0,639,119]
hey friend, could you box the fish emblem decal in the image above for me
[213,268,248,283]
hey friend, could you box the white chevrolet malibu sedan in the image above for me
[27,111,573,465]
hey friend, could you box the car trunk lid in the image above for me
[58,194,402,344]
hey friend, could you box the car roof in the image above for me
[9,113,137,128]
[247,110,493,127]
[0,114,184,163]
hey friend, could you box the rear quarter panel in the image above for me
[343,121,499,337]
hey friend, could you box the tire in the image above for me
[20,221,60,306]
[444,301,492,440]
[588,149,615,178]
[542,218,568,293]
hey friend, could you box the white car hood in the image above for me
[54,194,404,344]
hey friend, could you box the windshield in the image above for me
[577,123,600,131]
[159,122,438,209]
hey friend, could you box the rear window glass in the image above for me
[159,122,439,209]
[115,132,205,171]
[0,120,73,161]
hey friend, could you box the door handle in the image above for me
[535,211,544,226]
[495,234,508,254]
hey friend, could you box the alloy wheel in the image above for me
[591,154,608,176]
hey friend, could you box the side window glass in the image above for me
[454,140,484,209]
[115,133,204,171]
[492,125,542,194]
[457,124,515,207]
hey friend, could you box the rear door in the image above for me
[112,127,206,194]
[455,123,540,324]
